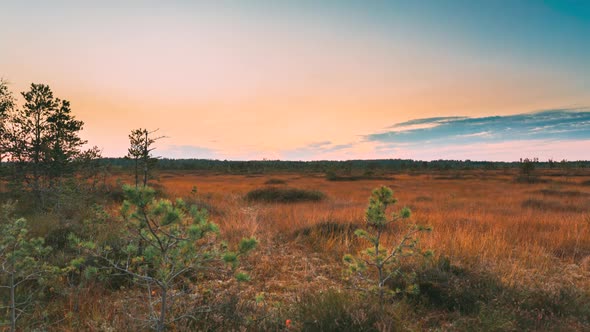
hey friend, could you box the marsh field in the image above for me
[19,167,586,331]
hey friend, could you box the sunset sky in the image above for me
[1,1,589,161]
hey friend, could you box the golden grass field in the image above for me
[148,169,590,324]
[158,169,590,262]
[49,168,590,330]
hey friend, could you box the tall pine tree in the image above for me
[6,84,86,206]
[126,128,163,188]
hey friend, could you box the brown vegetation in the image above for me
[145,168,590,329]
[8,168,590,330]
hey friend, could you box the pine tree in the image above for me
[0,202,54,331]
[46,99,86,181]
[16,84,58,201]
[126,128,163,188]
[73,185,257,331]
[344,186,431,312]
[5,84,86,206]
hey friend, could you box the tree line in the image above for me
[107,157,590,174]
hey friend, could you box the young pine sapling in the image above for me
[344,186,432,311]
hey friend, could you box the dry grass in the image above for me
[59,168,590,330]
[155,168,590,279]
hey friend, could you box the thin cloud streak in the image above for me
[280,141,357,160]
[159,145,219,160]
[366,109,590,145]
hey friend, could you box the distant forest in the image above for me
[101,157,590,173]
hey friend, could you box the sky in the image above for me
[1,0,589,161]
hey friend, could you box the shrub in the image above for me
[264,178,287,185]
[409,256,502,315]
[516,158,543,183]
[245,187,325,203]
[0,201,56,331]
[520,158,536,176]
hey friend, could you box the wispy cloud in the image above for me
[366,109,590,145]
[386,116,469,130]
[159,145,219,159]
[306,141,332,149]
[280,141,358,160]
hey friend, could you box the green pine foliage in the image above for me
[72,185,257,331]
[0,80,15,164]
[344,186,432,311]
[0,201,55,331]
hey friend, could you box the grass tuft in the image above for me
[294,221,357,238]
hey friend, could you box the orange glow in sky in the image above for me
[1,2,589,160]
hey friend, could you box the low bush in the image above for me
[245,187,325,203]
[291,289,383,332]
[264,178,287,185]
[409,256,502,315]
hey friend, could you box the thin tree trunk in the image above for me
[134,158,139,188]
[157,287,167,332]
[375,229,384,314]
[143,162,148,187]
[143,131,149,187]
[33,111,42,208]
[10,271,16,332]
[33,162,41,207]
